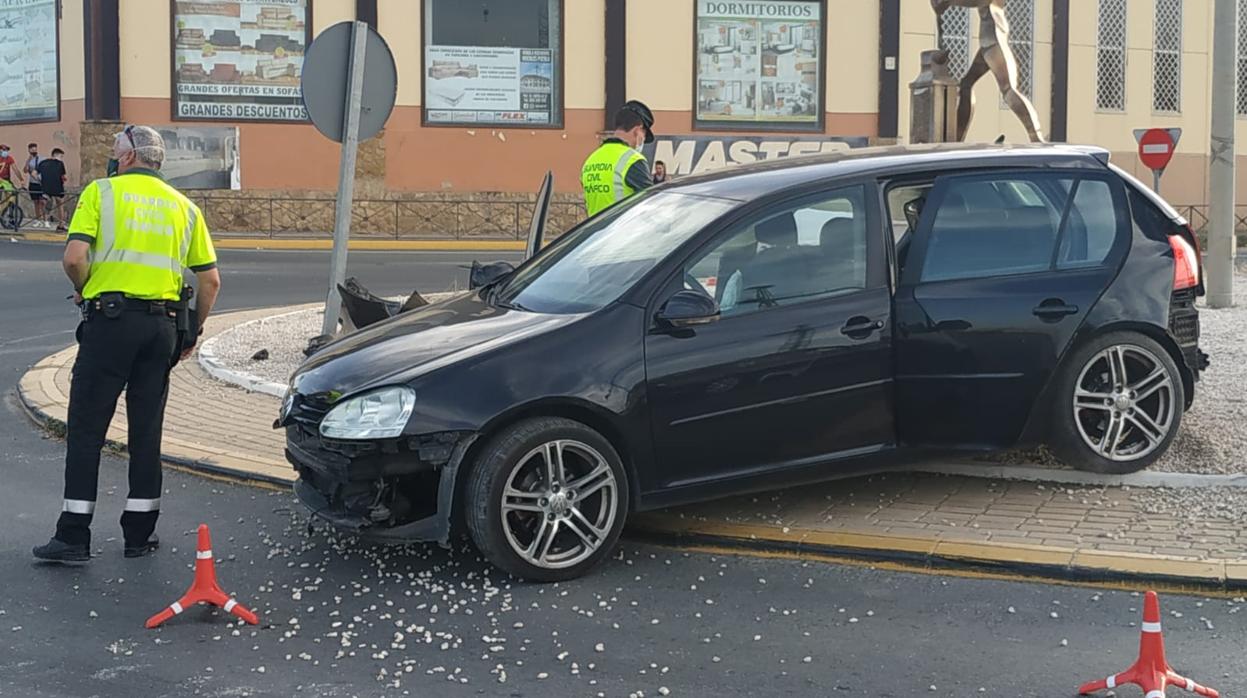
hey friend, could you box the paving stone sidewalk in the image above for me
[17,310,1247,586]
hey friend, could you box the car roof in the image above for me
[663,143,1113,202]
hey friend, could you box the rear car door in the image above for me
[645,183,895,491]
[892,169,1130,448]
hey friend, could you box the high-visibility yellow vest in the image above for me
[67,169,217,301]
[581,141,645,217]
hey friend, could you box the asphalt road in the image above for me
[2,240,1245,698]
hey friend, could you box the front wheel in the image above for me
[1048,332,1183,474]
[1,201,23,231]
[464,417,629,582]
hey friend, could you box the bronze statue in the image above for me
[932,0,1045,142]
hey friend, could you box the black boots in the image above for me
[32,538,89,563]
[124,534,160,558]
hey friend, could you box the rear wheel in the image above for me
[464,417,629,582]
[1049,332,1182,474]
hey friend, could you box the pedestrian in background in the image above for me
[580,100,656,217]
[25,143,45,224]
[33,125,221,563]
[0,143,22,188]
[652,160,669,184]
[37,148,68,232]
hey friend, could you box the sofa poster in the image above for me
[424,45,554,125]
[157,126,241,190]
[642,135,868,177]
[172,0,309,121]
[695,0,821,126]
[0,0,59,123]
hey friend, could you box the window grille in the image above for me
[1237,0,1247,115]
[1096,0,1128,111]
[1153,0,1182,113]
[939,6,973,81]
[1005,0,1035,100]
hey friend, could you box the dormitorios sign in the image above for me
[642,135,868,176]
[694,0,824,130]
[172,0,311,122]
[0,0,59,124]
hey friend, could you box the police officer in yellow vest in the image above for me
[34,125,221,563]
[581,100,656,217]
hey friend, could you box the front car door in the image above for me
[644,183,895,493]
[892,169,1130,449]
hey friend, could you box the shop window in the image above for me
[172,0,311,122]
[694,0,824,132]
[423,0,563,128]
[0,0,59,124]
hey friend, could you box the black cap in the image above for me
[621,100,655,144]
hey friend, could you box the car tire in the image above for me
[1048,332,1183,474]
[464,417,629,582]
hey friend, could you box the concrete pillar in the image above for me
[909,50,959,144]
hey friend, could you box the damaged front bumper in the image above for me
[285,424,477,547]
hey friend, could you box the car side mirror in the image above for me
[903,197,924,232]
[469,260,516,290]
[656,290,720,328]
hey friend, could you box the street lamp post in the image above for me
[1207,0,1237,308]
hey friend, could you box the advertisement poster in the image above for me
[172,0,309,122]
[643,134,867,177]
[157,126,241,190]
[424,46,554,125]
[0,0,58,123]
[695,0,821,128]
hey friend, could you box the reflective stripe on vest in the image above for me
[582,142,644,217]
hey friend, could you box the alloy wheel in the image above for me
[1072,344,1176,462]
[499,439,618,570]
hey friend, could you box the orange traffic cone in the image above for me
[145,524,259,629]
[1077,591,1218,697]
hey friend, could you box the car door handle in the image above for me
[841,316,884,337]
[1032,300,1079,318]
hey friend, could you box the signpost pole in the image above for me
[1153,169,1161,195]
[321,21,369,336]
[1207,0,1237,309]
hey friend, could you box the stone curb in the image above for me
[196,306,317,399]
[628,516,1247,591]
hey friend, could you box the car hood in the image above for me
[289,291,579,399]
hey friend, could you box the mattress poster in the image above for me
[173,0,309,121]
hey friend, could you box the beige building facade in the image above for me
[3,0,1244,236]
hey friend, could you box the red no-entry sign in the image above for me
[1133,128,1182,193]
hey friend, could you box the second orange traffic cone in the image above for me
[1077,590,1218,697]
[145,524,259,629]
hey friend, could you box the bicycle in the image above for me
[0,182,24,232]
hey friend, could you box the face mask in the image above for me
[0,150,8,158]
[106,158,119,177]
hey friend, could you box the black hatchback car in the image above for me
[279,144,1207,580]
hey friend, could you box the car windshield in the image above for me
[494,191,737,314]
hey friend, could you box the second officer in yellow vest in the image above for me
[34,125,222,563]
[581,100,657,217]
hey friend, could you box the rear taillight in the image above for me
[1169,233,1199,291]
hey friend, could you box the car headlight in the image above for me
[319,387,416,440]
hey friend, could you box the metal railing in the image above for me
[185,192,586,240]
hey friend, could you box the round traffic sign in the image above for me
[301,22,397,143]
[1137,128,1176,172]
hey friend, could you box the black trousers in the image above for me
[55,308,177,546]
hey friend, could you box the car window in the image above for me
[684,185,867,317]
[1056,179,1118,269]
[497,191,736,314]
[918,174,1119,283]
